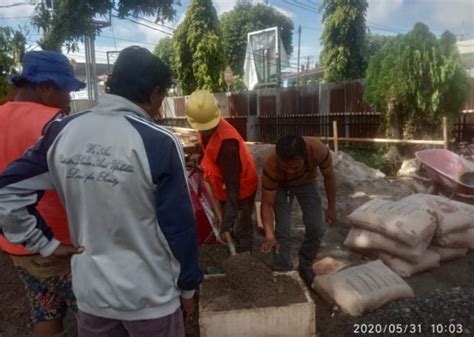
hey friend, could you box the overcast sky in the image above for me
[0,0,473,70]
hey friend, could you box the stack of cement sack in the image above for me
[344,198,439,277]
[344,195,474,277]
[401,194,474,259]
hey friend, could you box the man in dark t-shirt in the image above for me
[259,135,336,285]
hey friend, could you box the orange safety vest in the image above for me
[0,101,71,255]
[200,118,258,201]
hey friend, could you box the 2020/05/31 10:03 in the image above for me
[353,323,465,334]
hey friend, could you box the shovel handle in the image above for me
[222,231,237,256]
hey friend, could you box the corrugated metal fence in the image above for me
[453,112,474,143]
[256,112,381,143]
[69,78,473,145]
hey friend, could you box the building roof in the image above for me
[282,65,325,80]
[71,62,110,80]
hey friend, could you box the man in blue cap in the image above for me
[0,50,84,337]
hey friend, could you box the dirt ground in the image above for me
[1,149,473,336]
[0,252,32,337]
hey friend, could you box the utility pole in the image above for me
[276,26,281,88]
[85,35,98,101]
[306,56,313,70]
[296,25,301,87]
[85,11,111,101]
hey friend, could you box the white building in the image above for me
[457,39,474,78]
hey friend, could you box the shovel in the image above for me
[201,179,237,256]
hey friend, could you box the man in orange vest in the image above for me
[186,90,258,252]
[0,51,84,337]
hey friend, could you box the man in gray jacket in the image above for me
[0,46,203,337]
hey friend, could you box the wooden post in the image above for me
[332,120,339,153]
[442,116,448,149]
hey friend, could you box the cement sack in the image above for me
[428,246,468,261]
[378,251,440,278]
[312,257,348,276]
[347,198,437,247]
[400,194,474,236]
[344,227,431,263]
[431,228,474,248]
[313,260,414,316]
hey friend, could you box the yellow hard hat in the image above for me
[186,90,221,131]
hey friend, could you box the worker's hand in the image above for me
[190,153,202,170]
[213,217,222,230]
[261,237,280,254]
[52,244,85,258]
[181,296,196,323]
[325,206,337,226]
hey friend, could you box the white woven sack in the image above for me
[428,245,468,261]
[313,260,414,316]
[432,228,474,248]
[400,194,474,236]
[347,198,436,247]
[378,250,440,277]
[344,227,430,263]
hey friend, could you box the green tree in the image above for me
[364,23,469,142]
[31,0,179,51]
[174,0,226,94]
[220,0,294,76]
[0,27,25,101]
[366,33,394,60]
[320,0,368,82]
[154,37,177,77]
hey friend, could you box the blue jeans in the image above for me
[273,181,325,273]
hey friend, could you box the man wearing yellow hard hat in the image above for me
[186,90,258,252]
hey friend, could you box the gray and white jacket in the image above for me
[0,94,203,320]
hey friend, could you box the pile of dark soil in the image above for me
[201,252,307,311]
[198,244,229,272]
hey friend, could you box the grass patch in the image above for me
[342,148,382,169]
[342,147,399,176]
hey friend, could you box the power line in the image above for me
[97,35,157,47]
[0,2,34,8]
[0,16,31,19]
[281,0,317,13]
[110,17,118,51]
[27,32,158,47]
[113,15,173,36]
[301,26,322,31]
[136,16,175,32]
[283,0,409,35]
[306,0,321,7]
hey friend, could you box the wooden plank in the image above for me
[443,117,448,149]
[200,271,316,337]
[318,136,445,145]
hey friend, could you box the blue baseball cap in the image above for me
[11,51,85,92]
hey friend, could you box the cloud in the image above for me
[367,0,404,23]
[0,0,36,18]
[213,0,238,16]
[105,17,171,49]
[423,0,474,33]
[271,5,295,19]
